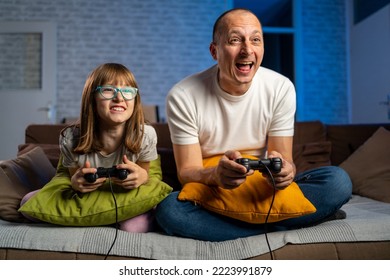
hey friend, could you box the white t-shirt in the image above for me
[60,124,158,168]
[166,65,296,158]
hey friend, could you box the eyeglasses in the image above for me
[95,85,138,100]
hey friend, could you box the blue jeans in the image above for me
[155,166,352,241]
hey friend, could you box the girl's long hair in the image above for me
[65,63,145,154]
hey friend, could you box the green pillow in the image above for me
[18,156,172,226]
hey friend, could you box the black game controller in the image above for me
[84,166,129,183]
[236,157,282,173]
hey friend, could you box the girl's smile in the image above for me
[95,84,135,126]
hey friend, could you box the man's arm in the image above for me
[172,143,249,189]
[267,135,296,189]
[172,143,207,184]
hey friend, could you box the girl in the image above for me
[22,63,159,232]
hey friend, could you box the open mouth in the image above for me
[111,106,125,112]
[236,62,254,72]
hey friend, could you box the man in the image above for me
[155,8,352,241]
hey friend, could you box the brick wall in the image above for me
[0,0,229,122]
[0,0,349,124]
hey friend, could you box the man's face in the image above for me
[210,11,264,95]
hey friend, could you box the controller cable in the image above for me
[102,164,276,260]
[261,163,276,260]
[104,175,119,260]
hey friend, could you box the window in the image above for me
[234,0,295,82]
[0,32,42,90]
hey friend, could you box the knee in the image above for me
[155,191,202,236]
[20,189,40,206]
[119,210,155,233]
[155,192,183,233]
[328,166,353,199]
[155,192,177,218]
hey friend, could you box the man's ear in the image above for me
[209,42,217,60]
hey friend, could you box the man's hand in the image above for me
[215,150,254,189]
[265,151,295,190]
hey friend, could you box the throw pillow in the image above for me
[18,155,173,226]
[18,143,61,168]
[0,146,56,222]
[177,155,316,224]
[340,127,390,203]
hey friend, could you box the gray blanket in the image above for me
[1,195,390,259]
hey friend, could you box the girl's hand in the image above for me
[113,155,149,190]
[70,161,106,193]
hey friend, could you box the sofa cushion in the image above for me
[293,141,332,173]
[25,124,66,144]
[293,121,326,145]
[326,123,390,165]
[340,127,390,203]
[0,146,56,222]
[18,156,173,226]
[178,155,316,224]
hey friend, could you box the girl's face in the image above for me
[94,82,136,127]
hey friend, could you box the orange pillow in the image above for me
[178,155,316,224]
